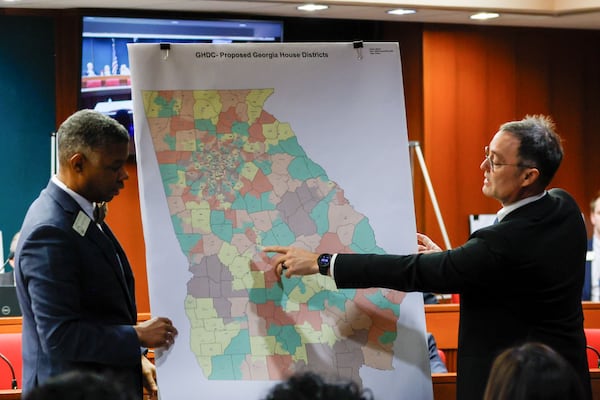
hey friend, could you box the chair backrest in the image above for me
[0,333,22,389]
[437,348,447,365]
[585,328,600,369]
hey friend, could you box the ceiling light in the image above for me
[470,12,500,20]
[297,4,329,12]
[387,9,416,16]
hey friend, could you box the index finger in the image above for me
[416,233,431,244]
[262,246,288,254]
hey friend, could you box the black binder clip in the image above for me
[160,43,170,60]
[353,40,363,60]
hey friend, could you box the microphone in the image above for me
[0,352,17,389]
[586,345,600,368]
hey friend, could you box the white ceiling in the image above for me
[3,0,600,30]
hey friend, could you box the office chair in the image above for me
[584,328,600,369]
[0,333,21,389]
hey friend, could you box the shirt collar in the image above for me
[496,191,547,222]
[51,175,95,220]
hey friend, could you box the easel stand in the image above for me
[409,141,452,250]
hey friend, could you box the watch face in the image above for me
[318,254,332,266]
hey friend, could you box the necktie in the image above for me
[94,207,128,286]
[93,202,107,224]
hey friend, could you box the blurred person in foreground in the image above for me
[23,370,133,400]
[15,110,178,399]
[264,371,373,400]
[483,342,585,400]
[264,115,591,400]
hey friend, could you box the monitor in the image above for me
[79,16,284,153]
[0,286,20,317]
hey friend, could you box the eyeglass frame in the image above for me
[484,146,536,171]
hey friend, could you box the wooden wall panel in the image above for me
[105,161,150,313]
[380,22,425,231]
[581,42,600,224]
[422,29,460,247]
[53,11,80,126]
[422,28,514,245]
[423,25,600,247]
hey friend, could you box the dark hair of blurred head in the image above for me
[264,371,374,400]
[23,370,133,400]
[483,342,585,400]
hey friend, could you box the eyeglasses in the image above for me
[484,146,535,171]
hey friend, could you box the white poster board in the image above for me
[129,42,432,400]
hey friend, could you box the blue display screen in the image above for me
[79,16,283,152]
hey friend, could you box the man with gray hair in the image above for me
[265,115,591,400]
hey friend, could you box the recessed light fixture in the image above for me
[470,12,500,20]
[297,4,329,12]
[387,9,417,16]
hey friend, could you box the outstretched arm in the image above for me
[262,246,322,279]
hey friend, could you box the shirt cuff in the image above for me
[330,253,338,280]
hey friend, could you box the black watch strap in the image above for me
[317,253,332,275]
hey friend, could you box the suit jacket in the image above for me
[333,189,591,400]
[15,180,142,397]
[582,239,594,301]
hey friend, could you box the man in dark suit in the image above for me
[264,115,591,400]
[15,110,178,399]
[582,192,599,301]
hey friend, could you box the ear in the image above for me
[521,168,540,186]
[68,153,86,173]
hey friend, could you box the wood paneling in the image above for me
[425,302,600,373]
[432,370,600,400]
[422,25,600,246]
[105,162,150,312]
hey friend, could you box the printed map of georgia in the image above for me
[141,88,407,384]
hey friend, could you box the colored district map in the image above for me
[141,89,407,385]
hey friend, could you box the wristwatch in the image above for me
[317,253,333,276]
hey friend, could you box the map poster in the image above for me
[128,42,432,400]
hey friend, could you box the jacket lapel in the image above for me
[45,180,137,319]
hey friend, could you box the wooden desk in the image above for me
[425,302,600,372]
[0,390,19,400]
[0,313,152,334]
[432,369,600,400]
[0,389,156,399]
[0,319,21,334]
[432,373,456,400]
[424,304,459,372]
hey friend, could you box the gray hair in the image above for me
[57,109,129,164]
[500,115,563,188]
